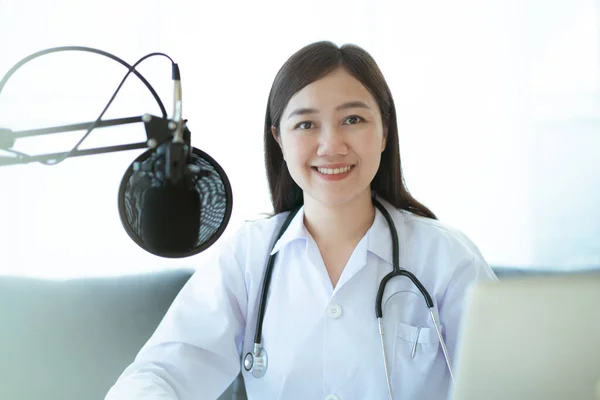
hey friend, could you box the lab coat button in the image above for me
[324,394,340,400]
[327,304,342,319]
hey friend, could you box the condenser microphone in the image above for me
[138,64,199,255]
[118,64,233,258]
[0,46,233,258]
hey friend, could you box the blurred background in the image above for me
[0,0,598,278]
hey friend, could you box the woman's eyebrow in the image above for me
[286,101,370,120]
[335,101,370,111]
[287,107,318,119]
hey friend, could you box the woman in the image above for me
[106,41,497,400]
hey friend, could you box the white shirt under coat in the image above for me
[105,197,497,400]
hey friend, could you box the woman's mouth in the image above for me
[311,165,355,181]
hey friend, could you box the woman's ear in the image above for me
[271,126,279,145]
[381,128,388,152]
[272,125,285,159]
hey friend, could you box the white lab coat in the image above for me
[105,197,497,400]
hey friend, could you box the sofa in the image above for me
[0,266,563,400]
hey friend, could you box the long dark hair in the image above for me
[264,41,437,220]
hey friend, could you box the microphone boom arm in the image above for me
[0,114,187,167]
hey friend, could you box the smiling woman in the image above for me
[106,40,497,400]
[264,42,436,220]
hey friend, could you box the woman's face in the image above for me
[273,67,387,208]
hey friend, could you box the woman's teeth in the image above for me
[316,166,353,175]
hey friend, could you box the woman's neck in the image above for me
[302,190,376,247]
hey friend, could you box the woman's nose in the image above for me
[316,126,348,156]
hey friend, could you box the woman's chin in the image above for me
[304,189,371,208]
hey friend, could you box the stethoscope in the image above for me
[243,197,455,399]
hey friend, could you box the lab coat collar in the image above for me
[366,197,396,266]
[269,197,399,268]
[269,206,308,256]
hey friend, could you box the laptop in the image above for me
[451,271,600,400]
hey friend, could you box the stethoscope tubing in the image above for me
[243,198,454,396]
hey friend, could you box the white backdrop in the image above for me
[0,0,598,277]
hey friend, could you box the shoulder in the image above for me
[386,207,497,291]
[400,211,486,265]
[236,212,290,245]
[215,211,291,267]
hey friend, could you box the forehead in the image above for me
[284,67,378,112]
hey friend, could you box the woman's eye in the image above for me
[344,116,364,125]
[295,121,314,130]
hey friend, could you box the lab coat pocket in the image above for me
[391,321,441,393]
[394,321,441,347]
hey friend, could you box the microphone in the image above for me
[0,46,232,258]
[118,64,233,258]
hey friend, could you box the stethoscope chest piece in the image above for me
[243,345,268,378]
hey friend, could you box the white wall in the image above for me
[0,0,598,277]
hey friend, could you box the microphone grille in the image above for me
[118,147,233,258]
